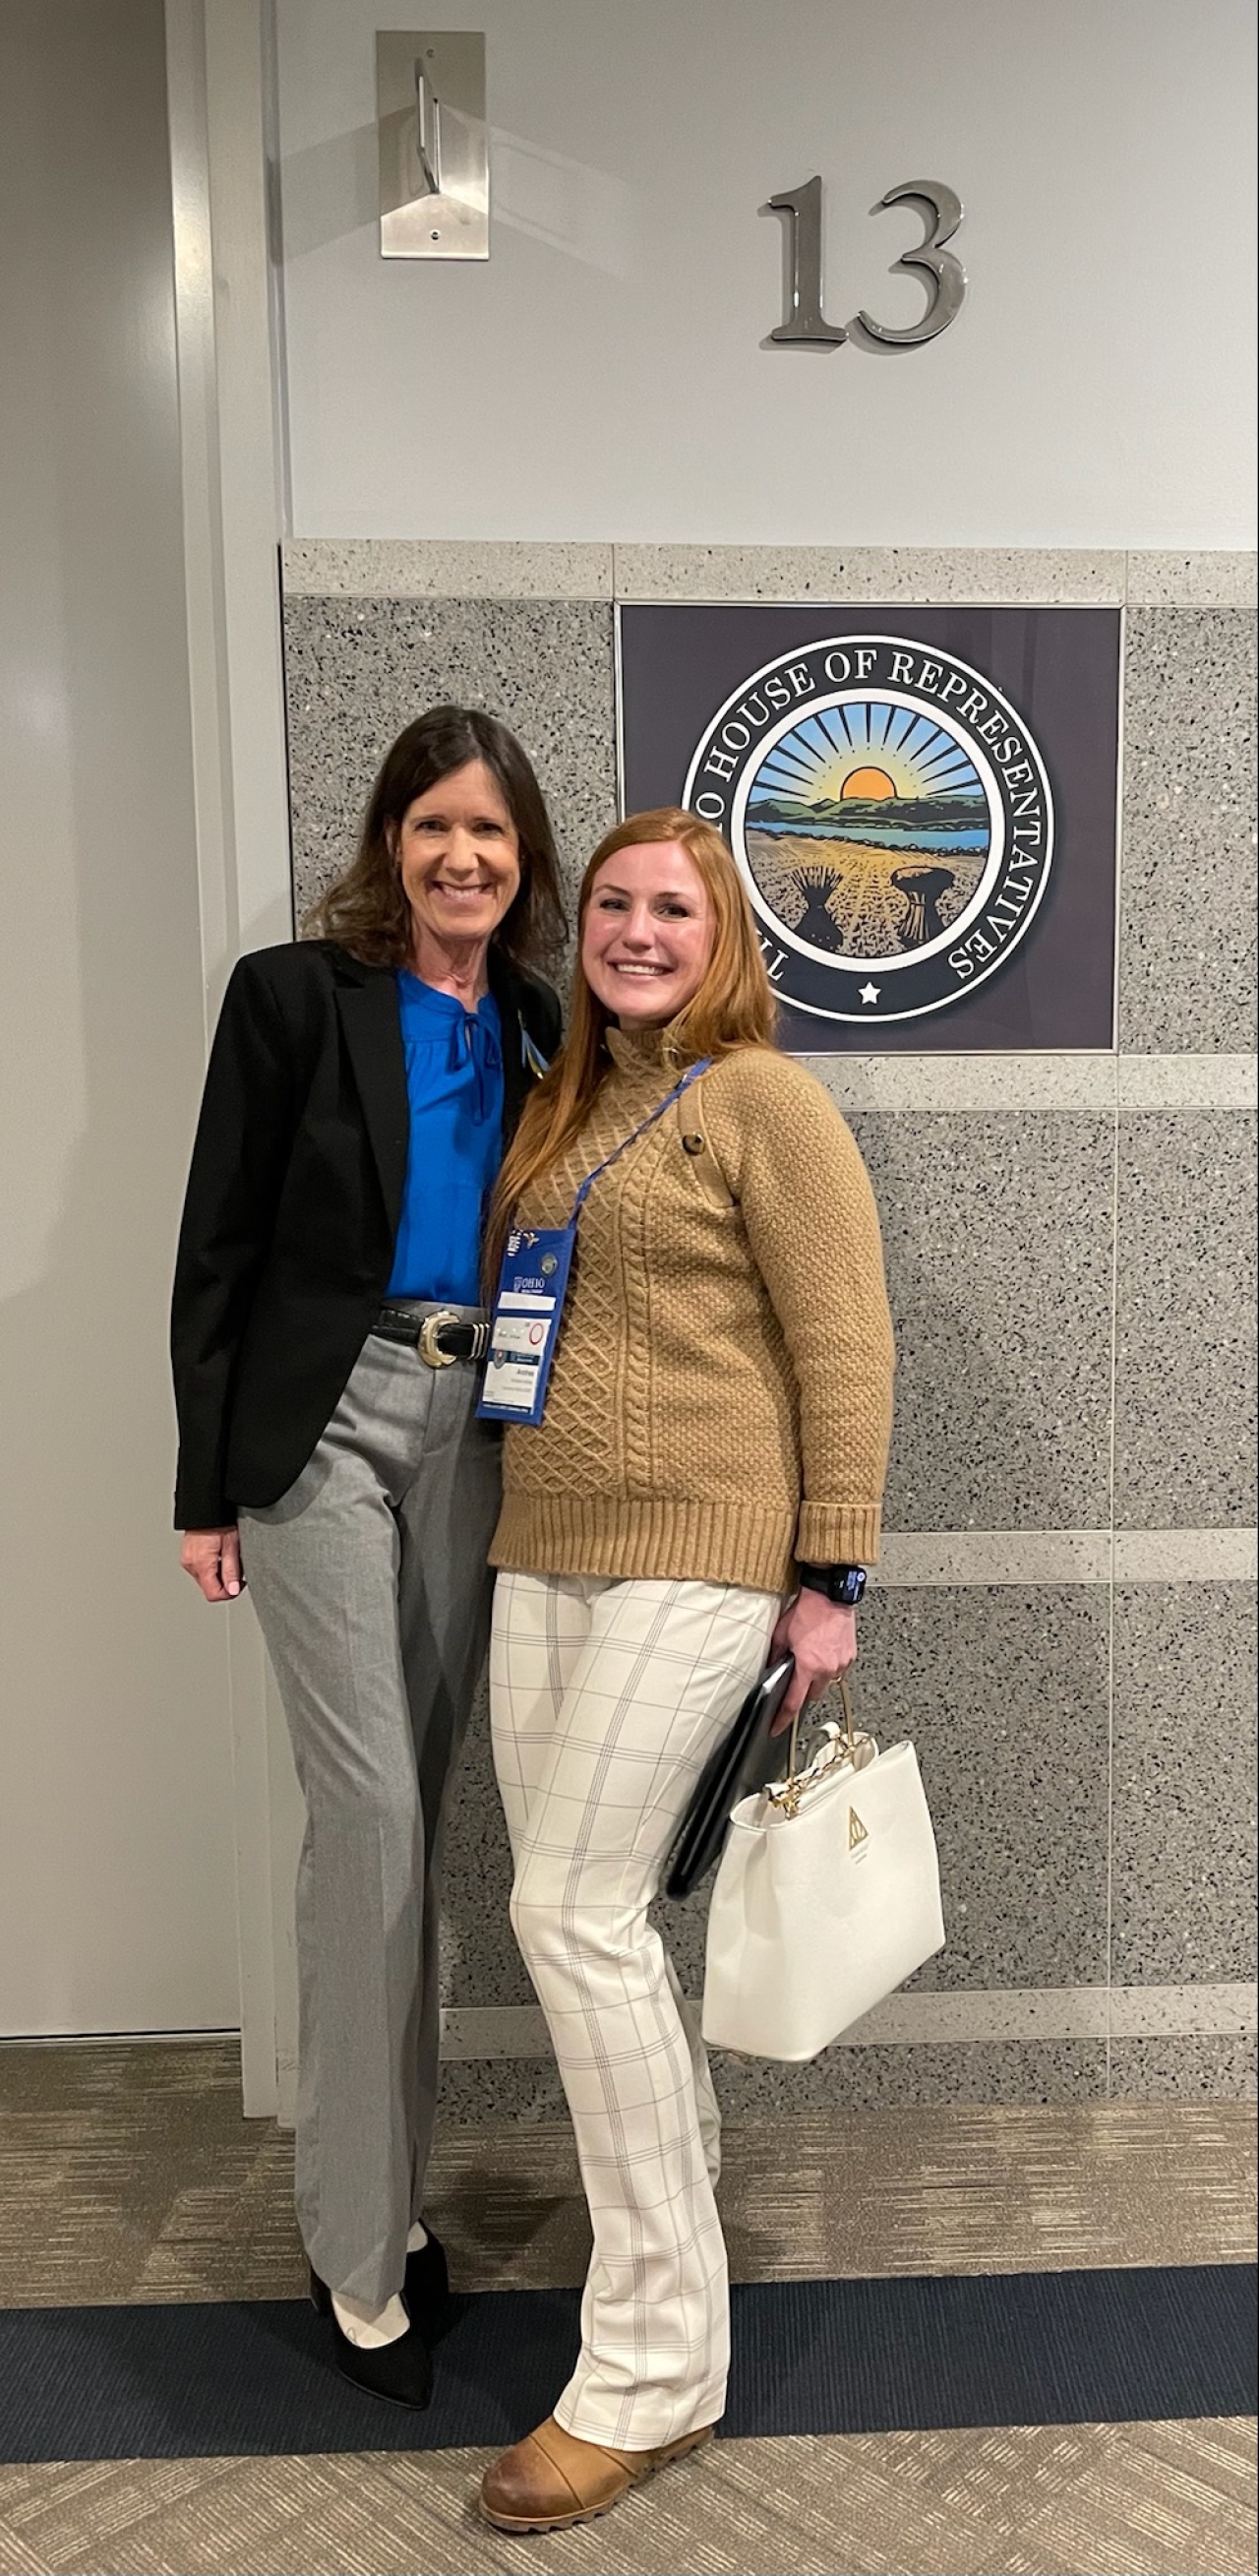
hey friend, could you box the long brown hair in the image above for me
[485,809,776,1283]
[303,705,568,971]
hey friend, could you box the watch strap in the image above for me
[798,1563,867,1606]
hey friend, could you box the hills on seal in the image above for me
[747,788,988,832]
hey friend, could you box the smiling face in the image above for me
[581,840,716,1028]
[391,760,521,959]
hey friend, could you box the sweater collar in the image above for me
[604,1021,678,1075]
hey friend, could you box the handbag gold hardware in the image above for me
[767,1677,865,1819]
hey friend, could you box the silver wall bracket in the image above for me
[377,31,488,260]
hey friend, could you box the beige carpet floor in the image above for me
[1,2422,1255,2576]
[1,2042,1254,2305]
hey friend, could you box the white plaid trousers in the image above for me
[490,1568,779,2447]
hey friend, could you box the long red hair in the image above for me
[485,809,776,1284]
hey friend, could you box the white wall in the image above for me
[0,0,239,2033]
[275,0,1257,547]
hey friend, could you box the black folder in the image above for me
[664,1654,795,1901]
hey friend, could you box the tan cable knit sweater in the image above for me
[490,1028,895,1594]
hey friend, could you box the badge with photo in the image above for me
[617,606,1121,1053]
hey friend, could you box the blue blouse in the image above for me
[386,974,505,1306]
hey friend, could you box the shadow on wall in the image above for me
[277,119,635,274]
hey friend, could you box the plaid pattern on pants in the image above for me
[490,1569,779,2447]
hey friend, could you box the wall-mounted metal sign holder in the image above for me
[377,31,488,259]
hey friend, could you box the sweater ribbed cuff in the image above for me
[795,1502,883,1567]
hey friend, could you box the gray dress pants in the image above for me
[238,1322,501,2308]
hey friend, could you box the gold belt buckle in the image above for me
[417,1308,460,1368]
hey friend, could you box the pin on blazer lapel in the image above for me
[490,947,551,1149]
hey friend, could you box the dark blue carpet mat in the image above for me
[0,2266,1253,2463]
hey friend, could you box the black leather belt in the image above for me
[374,1305,490,1367]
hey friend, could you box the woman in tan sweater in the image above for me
[477,809,894,2535]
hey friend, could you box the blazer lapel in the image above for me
[335,969,409,1229]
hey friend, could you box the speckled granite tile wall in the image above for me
[1114,1113,1257,1528]
[281,554,1257,2110]
[282,595,618,926]
[1118,609,1257,1054]
[1110,1584,1258,1988]
[1109,2036,1258,2100]
[848,1114,1114,1533]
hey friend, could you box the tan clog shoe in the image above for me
[479,2414,714,2533]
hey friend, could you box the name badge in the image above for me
[476,1221,576,1426]
[477,1056,711,1430]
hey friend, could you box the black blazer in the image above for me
[171,939,562,1529]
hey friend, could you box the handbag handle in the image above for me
[774,1675,859,1818]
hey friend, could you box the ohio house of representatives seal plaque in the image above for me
[618,606,1120,1054]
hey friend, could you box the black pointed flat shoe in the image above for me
[330,2307,434,2411]
[308,2230,449,2410]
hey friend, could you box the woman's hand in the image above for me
[180,1528,245,1602]
[769,1589,858,1729]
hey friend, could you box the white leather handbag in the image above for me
[701,1685,945,2062]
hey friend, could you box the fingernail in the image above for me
[227,1581,240,1597]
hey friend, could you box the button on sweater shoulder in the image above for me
[490,1028,895,1594]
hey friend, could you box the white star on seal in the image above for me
[859,982,880,1005]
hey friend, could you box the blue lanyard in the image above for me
[569,1056,711,1220]
[477,1055,711,1428]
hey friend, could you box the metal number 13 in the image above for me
[767,175,966,348]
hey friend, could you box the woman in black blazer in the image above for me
[172,706,564,2407]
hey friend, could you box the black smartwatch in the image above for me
[798,1563,867,1607]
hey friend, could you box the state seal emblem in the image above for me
[682,635,1054,1024]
